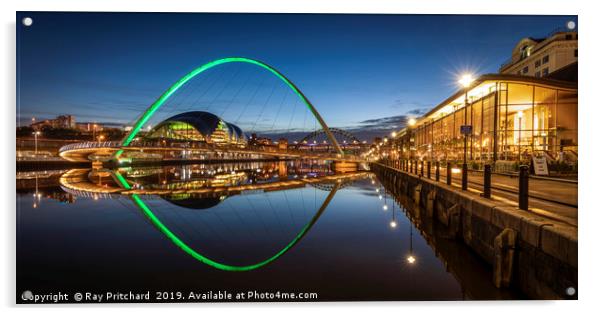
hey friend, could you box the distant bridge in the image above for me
[295,128,363,149]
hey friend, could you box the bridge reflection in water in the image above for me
[59,161,365,271]
[17,160,521,300]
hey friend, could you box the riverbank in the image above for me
[371,162,577,299]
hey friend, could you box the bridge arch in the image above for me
[118,57,343,157]
[112,170,340,271]
[295,128,360,149]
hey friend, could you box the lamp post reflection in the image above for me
[382,185,388,211]
[32,174,40,208]
[389,197,397,228]
[406,224,416,265]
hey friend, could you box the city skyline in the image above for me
[17,12,576,140]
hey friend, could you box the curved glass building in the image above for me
[144,111,247,146]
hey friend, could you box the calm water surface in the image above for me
[16,161,519,301]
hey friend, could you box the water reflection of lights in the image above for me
[451,168,461,174]
[406,223,416,265]
[378,194,383,200]
[382,204,388,211]
[389,221,397,228]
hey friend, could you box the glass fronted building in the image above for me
[144,111,247,146]
[393,74,577,166]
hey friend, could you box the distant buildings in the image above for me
[499,30,577,78]
[29,114,128,133]
[30,115,75,130]
[248,133,273,147]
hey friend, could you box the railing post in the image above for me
[518,165,529,210]
[446,162,452,185]
[435,161,440,182]
[427,161,431,179]
[420,160,424,177]
[414,160,418,174]
[462,162,468,191]
[483,164,491,198]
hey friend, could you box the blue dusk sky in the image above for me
[16,12,576,139]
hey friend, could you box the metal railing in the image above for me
[58,141,122,153]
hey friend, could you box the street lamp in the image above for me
[92,123,98,141]
[517,111,524,161]
[32,131,41,155]
[458,73,475,191]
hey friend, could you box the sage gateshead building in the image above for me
[144,111,247,147]
[392,73,577,168]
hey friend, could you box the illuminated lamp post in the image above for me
[458,74,475,191]
[517,111,524,162]
[407,117,417,162]
[32,131,41,155]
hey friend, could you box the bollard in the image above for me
[483,164,491,198]
[518,165,529,210]
[446,162,452,185]
[435,161,440,182]
[420,161,424,177]
[462,162,468,191]
[427,161,431,179]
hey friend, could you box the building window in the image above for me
[535,71,541,78]
[542,55,549,64]
[520,45,531,59]
[535,60,541,68]
[574,49,578,57]
[542,68,549,76]
[566,34,572,40]
[523,66,529,74]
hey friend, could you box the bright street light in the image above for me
[458,73,475,88]
[408,118,417,127]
